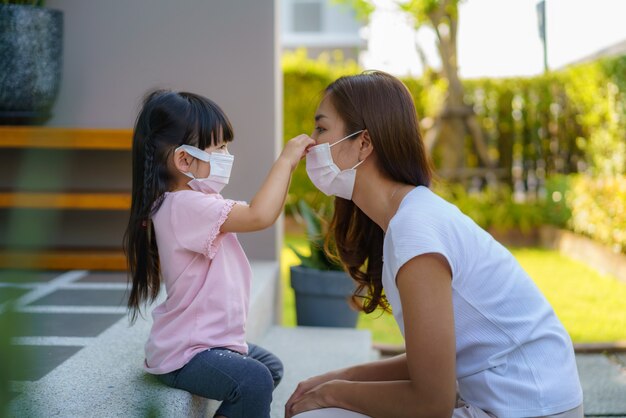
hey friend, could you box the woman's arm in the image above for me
[220,134,314,233]
[286,253,457,418]
[285,353,410,413]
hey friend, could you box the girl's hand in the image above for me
[280,134,316,171]
[284,372,341,417]
[285,380,339,418]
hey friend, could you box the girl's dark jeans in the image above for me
[155,343,284,418]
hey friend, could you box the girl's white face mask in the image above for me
[305,130,365,200]
[175,144,234,194]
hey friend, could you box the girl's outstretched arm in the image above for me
[221,134,315,233]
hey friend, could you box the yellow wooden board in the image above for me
[0,192,131,210]
[0,250,127,271]
[0,127,132,150]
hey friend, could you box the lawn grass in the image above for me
[281,234,626,345]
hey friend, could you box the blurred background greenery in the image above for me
[283,49,626,253]
[281,48,626,346]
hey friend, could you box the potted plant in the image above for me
[289,200,359,327]
[0,0,63,125]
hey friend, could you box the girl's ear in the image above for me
[173,148,192,173]
[359,130,374,160]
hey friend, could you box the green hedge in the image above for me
[543,174,626,254]
[568,175,626,253]
[543,175,572,228]
[564,59,626,176]
[433,181,544,232]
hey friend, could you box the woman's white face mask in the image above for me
[175,144,234,194]
[305,130,365,200]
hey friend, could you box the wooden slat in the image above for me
[0,250,127,271]
[0,127,132,150]
[0,192,131,210]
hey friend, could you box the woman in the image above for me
[285,71,583,418]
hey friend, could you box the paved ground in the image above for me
[577,353,626,417]
[0,270,127,393]
[1,269,625,417]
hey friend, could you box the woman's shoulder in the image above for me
[389,187,465,240]
[395,186,452,219]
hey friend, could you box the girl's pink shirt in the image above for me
[144,190,251,375]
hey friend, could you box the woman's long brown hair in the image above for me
[324,71,433,314]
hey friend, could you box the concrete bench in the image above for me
[8,261,375,418]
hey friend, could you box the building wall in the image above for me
[44,0,282,261]
[281,0,364,59]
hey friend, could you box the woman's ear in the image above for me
[359,130,374,160]
[173,148,192,173]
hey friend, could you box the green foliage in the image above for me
[543,175,572,228]
[568,175,626,253]
[288,200,343,271]
[564,57,626,176]
[464,73,585,181]
[433,181,543,232]
[464,55,626,178]
[400,0,462,28]
[541,174,626,254]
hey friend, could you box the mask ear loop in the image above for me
[174,145,201,179]
[175,144,211,162]
[352,159,366,170]
[332,130,366,170]
[329,129,364,148]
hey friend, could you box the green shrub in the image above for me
[433,181,543,232]
[568,175,626,253]
[565,57,626,176]
[543,175,572,228]
[288,200,342,271]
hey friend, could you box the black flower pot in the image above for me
[0,4,63,125]
[290,265,359,328]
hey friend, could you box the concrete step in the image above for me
[575,354,626,417]
[259,326,376,418]
[8,261,280,418]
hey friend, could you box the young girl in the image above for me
[285,72,583,418]
[124,90,314,418]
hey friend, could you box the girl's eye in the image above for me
[315,126,325,133]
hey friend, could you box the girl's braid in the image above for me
[142,136,156,219]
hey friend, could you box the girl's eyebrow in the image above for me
[314,114,327,122]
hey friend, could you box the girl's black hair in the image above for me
[124,90,233,323]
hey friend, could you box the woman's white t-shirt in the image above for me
[382,186,582,418]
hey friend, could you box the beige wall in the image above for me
[45,0,282,260]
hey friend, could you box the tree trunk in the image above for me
[426,5,493,180]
